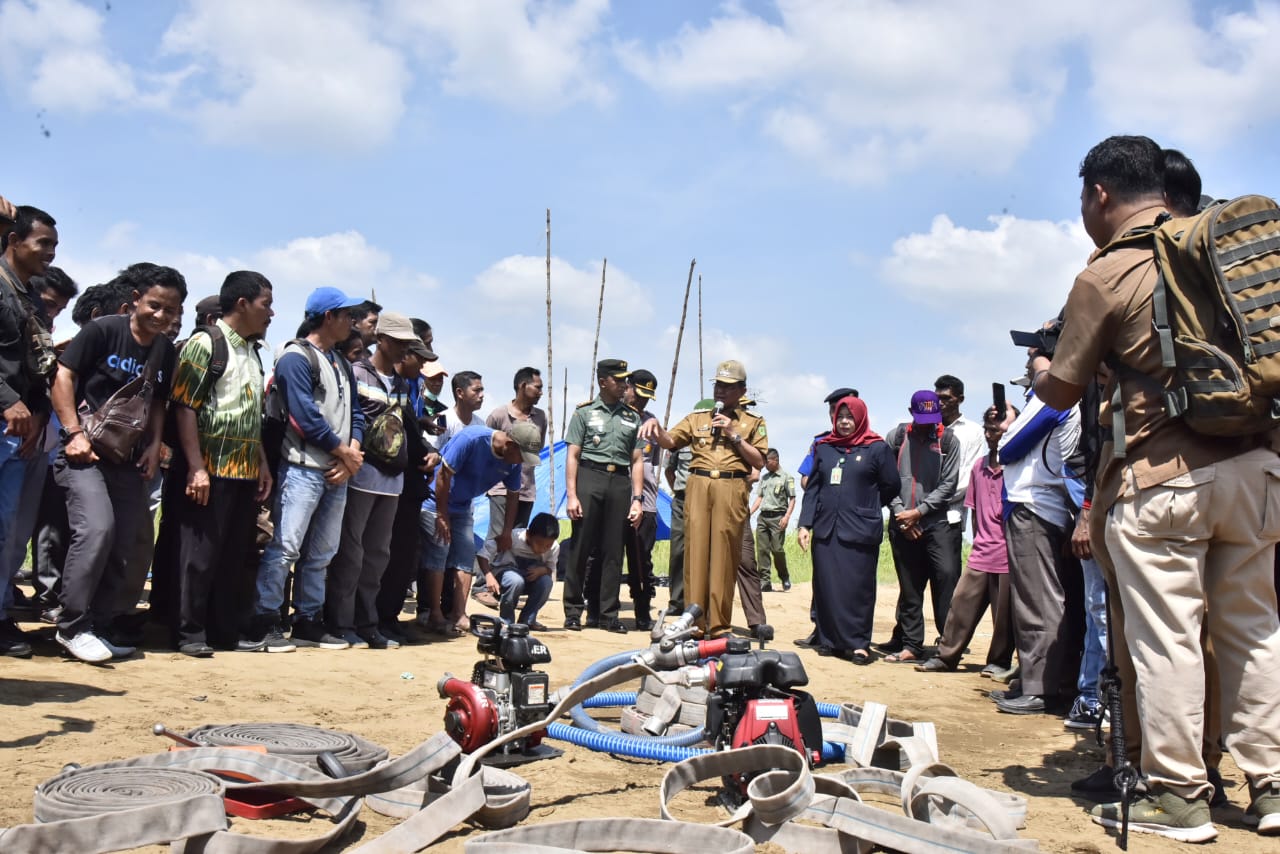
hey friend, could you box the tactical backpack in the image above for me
[1105,194,1280,441]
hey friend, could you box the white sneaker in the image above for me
[57,631,112,663]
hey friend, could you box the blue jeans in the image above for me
[0,432,27,619]
[419,506,476,572]
[496,566,553,625]
[1077,556,1108,703]
[256,462,348,622]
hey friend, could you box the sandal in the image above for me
[851,650,873,666]
[883,650,921,664]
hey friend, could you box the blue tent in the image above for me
[471,440,672,542]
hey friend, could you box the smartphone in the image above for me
[992,382,1006,415]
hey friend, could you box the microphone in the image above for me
[712,400,724,444]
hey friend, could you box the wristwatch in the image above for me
[58,426,82,445]
[631,495,643,502]
[729,433,743,445]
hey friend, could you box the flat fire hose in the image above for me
[659,744,1039,853]
[2,662,1040,854]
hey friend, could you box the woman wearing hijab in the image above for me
[797,396,899,664]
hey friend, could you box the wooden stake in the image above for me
[663,259,696,427]
[545,209,555,509]
[589,258,606,397]
[697,274,704,396]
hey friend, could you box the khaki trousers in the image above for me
[684,474,749,637]
[1103,447,1280,798]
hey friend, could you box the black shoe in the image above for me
[1071,765,1122,801]
[915,657,954,673]
[291,620,350,649]
[358,630,399,650]
[179,642,214,658]
[635,619,653,632]
[989,679,1022,702]
[378,621,407,644]
[564,616,582,631]
[995,693,1046,715]
[795,630,817,648]
[584,618,600,629]
[0,618,33,658]
[815,645,836,657]
[873,639,904,655]
[761,584,774,593]
[603,620,628,634]
[782,579,792,592]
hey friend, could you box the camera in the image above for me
[1010,315,1063,358]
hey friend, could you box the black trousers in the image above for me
[377,493,424,626]
[736,520,766,628]
[326,489,398,634]
[886,520,961,655]
[151,457,189,627]
[176,478,259,648]
[626,510,657,622]
[564,466,630,622]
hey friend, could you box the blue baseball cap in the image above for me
[304,286,365,317]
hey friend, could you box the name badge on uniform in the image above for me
[830,466,842,486]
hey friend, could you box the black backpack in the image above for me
[262,339,324,478]
[162,324,232,450]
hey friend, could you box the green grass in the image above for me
[560,520,970,585]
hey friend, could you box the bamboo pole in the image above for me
[561,366,568,441]
[545,209,555,510]
[697,274,703,396]
[589,258,606,398]
[663,259,696,427]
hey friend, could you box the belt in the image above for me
[581,459,630,475]
[690,468,749,480]
[760,510,785,516]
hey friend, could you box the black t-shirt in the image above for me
[59,315,176,413]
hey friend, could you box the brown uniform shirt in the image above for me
[667,407,769,472]
[1051,205,1255,511]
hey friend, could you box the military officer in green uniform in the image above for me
[751,449,796,591]
[562,358,643,632]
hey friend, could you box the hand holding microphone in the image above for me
[711,400,725,444]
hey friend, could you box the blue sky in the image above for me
[3,0,1279,485]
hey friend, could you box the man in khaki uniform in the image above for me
[562,358,643,633]
[641,360,767,637]
[1036,135,1280,840]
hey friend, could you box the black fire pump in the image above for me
[704,649,825,804]
[438,615,562,767]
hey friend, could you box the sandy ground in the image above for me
[0,579,1270,853]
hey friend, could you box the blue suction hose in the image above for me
[566,649,708,747]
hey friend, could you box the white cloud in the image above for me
[473,254,652,322]
[1088,1,1280,148]
[0,0,138,111]
[159,0,409,150]
[881,213,1091,320]
[618,0,1073,184]
[388,0,611,109]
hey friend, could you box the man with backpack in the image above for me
[876,391,960,664]
[1036,135,1280,840]
[250,287,365,652]
[325,311,420,649]
[168,271,274,656]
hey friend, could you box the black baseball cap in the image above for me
[824,387,859,404]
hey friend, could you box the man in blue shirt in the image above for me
[419,421,543,635]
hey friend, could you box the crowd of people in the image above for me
[2,131,1279,843]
